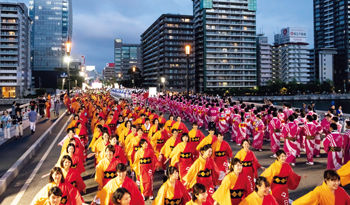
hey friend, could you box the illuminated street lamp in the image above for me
[161,77,165,93]
[132,66,136,88]
[66,40,71,96]
[185,45,190,96]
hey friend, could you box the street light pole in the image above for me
[185,45,190,97]
[161,77,165,93]
[66,41,71,97]
[132,67,136,88]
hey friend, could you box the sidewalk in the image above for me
[0,106,67,178]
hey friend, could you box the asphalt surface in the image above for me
[0,101,350,205]
[0,106,67,178]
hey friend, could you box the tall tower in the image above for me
[29,0,73,87]
[313,0,349,88]
[192,0,257,92]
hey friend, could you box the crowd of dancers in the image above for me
[29,89,350,205]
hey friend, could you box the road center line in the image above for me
[10,116,72,205]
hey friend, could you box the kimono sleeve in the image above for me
[210,158,220,186]
[152,183,166,205]
[74,170,86,193]
[338,161,350,186]
[212,174,231,205]
[169,145,182,167]
[224,142,233,158]
[182,161,200,189]
[323,137,330,153]
[95,161,105,188]
[292,188,320,205]
[30,184,51,205]
[287,167,301,190]
[126,178,145,205]
[66,183,84,204]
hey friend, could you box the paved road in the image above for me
[1,100,350,205]
[0,106,67,178]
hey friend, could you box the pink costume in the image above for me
[323,131,344,170]
[303,122,317,163]
[343,129,350,164]
[217,111,228,134]
[230,113,241,141]
[268,117,283,154]
[321,117,331,135]
[252,119,264,150]
[236,121,247,145]
[281,122,300,164]
[313,120,323,156]
[208,107,219,129]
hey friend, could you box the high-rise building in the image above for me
[192,0,257,92]
[256,34,272,86]
[313,0,349,88]
[272,27,311,84]
[29,0,73,88]
[309,48,337,83]
[114,39,142,80]
[103,63,115,81]
[141,14,195,92]
[0,2,32,98]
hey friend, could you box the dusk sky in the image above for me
[65,0,313,72]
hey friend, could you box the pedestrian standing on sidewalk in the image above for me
[28,106,38,134]
[38,96,45,117]
[11,101,16,120]
[14,110,23,139]
[54,99,61,117]
[1,110,12,140]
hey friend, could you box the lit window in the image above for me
[47,1,51,4]
[35,16,38,20]
[39,6,42,9]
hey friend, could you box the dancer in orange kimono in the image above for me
[45,95,51,119]
[211,132,233,185]
[150,124,168,171]
[30,167,84,205]
[159,129,181,166]
[171,116,189,138]
[234,139,265,194]
[293,170,350,205]
[165,115,175,134]
[183,144,220,205]
[94,163,145,205]
[152,166,191,205]
[238,176,278,205]
[185,183,208,205]
[261,150,306,205]
[212,158,251,205]
[196,127,217,152]
[60,155,86,193]
[188,122,206,147]
[169,133,198,179]
[132,139,157,200]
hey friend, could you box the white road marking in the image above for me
[10,116,72,205]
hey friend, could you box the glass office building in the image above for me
[29,0,72,86]
[114,39,142,80]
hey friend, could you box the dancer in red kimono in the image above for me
[109,135,127,165]
[293,170,350,205]
[171,116,189,138]
[132,139,157,200]
[212,158,251,205]
[234,139,264,195]
[60,155,86,193]
[196,127,217,151]
[323,123,344,170]
[150,124,168,171]
[169,133,198,179]
[211,132,233,186]
[261,150,306,205]
[186,183,208,205]
[281,115,300,166]
[217,108,229,134]
[31,167,84,205]
[238,176,278,205]
[252,114,264,151]
[183,144,220,205]
[95,163,145,205]
[236,113,247,146]
[188,122,206,147]
[268,111,282,158]
[153,167,191,205]
[95,145,122,190]
[45,95,51,119]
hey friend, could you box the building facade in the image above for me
[192,0,257,92]
[114,39,142,80]
[256,34,272,86]
[30,0,73,88]
[309,48,337,83]
[141,14,195,92]
[313,0,349,88]
[103,63,115,81]
[0,2,32,98]
[272,27,311,84]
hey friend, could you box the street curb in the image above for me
[0,110,68,197]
